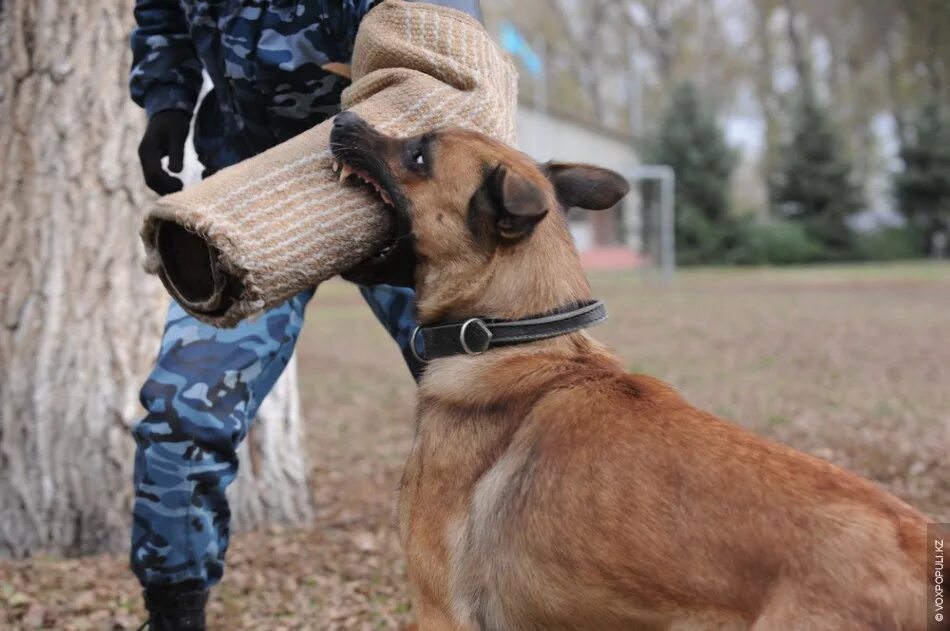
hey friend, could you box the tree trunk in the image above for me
[882,35,909,145]
[231,357,314,529]
[0,0,311,559]
[751,0,781,214]
[782,0,812,93]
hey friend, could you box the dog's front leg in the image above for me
[411,601,473,631]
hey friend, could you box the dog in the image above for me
[329,111,930,631]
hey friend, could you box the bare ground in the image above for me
[3,263,949,630]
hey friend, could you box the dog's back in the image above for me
[412,347,928,630]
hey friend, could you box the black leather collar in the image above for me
[411,300,607,362]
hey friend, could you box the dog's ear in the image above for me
[321,62,352,80]
[492,166,550,241]
[543,162,630,210]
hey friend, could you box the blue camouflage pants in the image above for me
[131,285,418,587]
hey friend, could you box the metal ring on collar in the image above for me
[460,318,492,355]
[410,325,426,363]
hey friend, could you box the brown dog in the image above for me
[330,112,930,631]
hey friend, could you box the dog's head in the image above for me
[330,112,629,316]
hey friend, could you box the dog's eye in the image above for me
[406,136,431,172]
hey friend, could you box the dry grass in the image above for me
[2,262,948,629]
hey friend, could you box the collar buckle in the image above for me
[410,325,426,363]
[460,318,492,355]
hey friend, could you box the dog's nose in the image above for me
[334,111,362,129]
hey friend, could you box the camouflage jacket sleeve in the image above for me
[130,0,203,118]
[339,1,384,44]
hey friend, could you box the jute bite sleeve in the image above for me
[140,0,517,327]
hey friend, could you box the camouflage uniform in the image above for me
[129,0,424,589]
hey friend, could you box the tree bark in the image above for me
[0,0,311,559]
[231,357,314,528]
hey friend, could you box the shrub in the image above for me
[725,218,826,265]
[673,205,737,265]
[853,226,925,261]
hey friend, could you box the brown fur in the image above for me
[321,62,352,80]
[333,118,930,631]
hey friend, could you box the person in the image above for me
[129,1,482,629]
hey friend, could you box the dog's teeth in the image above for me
[380,191,392,205]
[339,165,353,183]
[331,160,340,173]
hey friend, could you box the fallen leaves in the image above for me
[2,270,949,629]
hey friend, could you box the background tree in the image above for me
[894,100,950,255]
[771,94,863,257]
[644,81,738,264]
[487,0,947,245]
[0,0,311,558]
[747,0,783,212]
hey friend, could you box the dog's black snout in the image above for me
[333,110,363,130]
[331,111,380,159]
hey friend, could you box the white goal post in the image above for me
[627,165,676,283]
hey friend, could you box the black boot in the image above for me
[140,582,209,631]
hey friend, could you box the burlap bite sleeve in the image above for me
[140,0,517,327]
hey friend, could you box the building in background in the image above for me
[516,106,643,269]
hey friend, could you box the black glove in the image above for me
[138,109,191,196]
